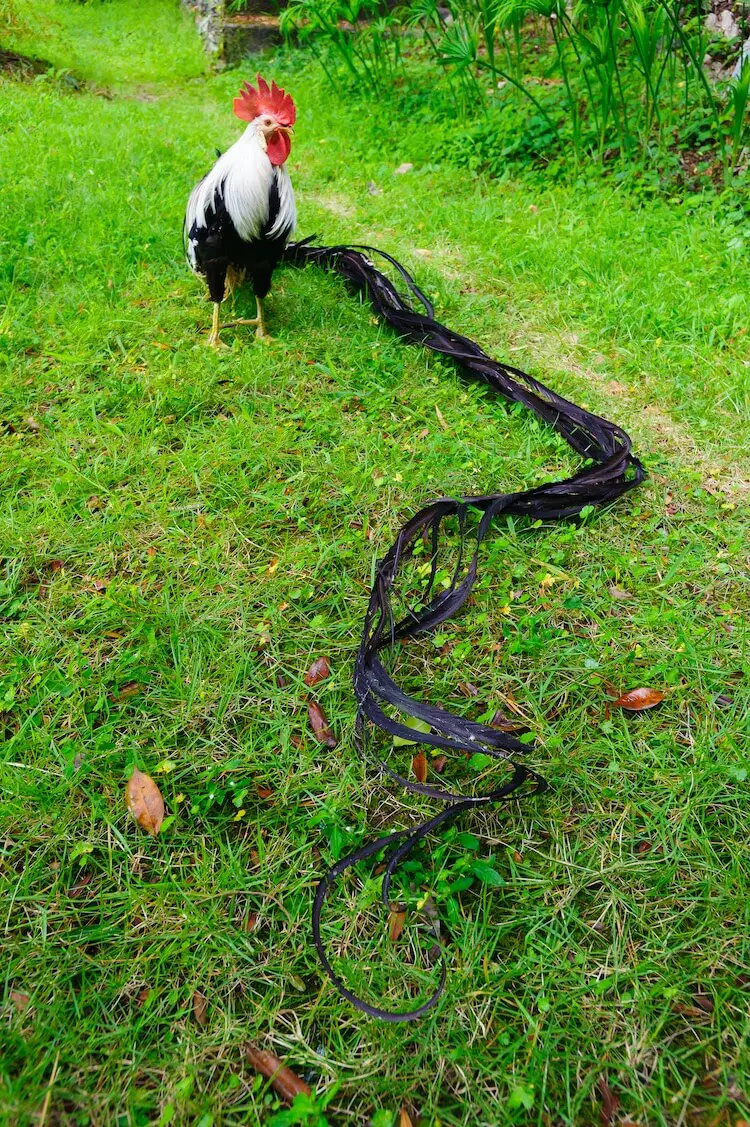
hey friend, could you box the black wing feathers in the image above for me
[187,172,292,303]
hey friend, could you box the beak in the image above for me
[261,122,293,138]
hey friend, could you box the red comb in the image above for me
[233,75,296,127]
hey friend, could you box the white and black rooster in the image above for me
[185,76,297,347]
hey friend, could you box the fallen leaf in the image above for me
[412,752,427,783]
[304,656,331,687]
[86,494,105,512]
[125,768,165,835]
[136,987,151,1007]
[245,1045,311,1105]
[244,912,259,932]
[10,990,30,1013]
[673,1002,711,1020]
[389,909,406,942]
[597,1078,620,1125]
[256,784,274,800]
[432,754,448,774]
[69,871,93,898]
[435,404,448,429]
[613,687,665,711]
[715,693,733,709]
[459,682,479,698]
[634,839,652,855]
[489,708,528,733]
[608,585,633,600]
[26,416,41,433]
[193,990,208,1026]
[693,990,714,1013]
[367,180,381,195]
[394,162,413,174]
[308,701,337,748]
[116,681,142,701]
[399,1110,414,1127]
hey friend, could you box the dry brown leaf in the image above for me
[597,1078,620,1125]
[435,405,448,430]
[69,871,93,898]
[412,752,428,784]
[244,912,259,932]
[256,784,274,800]
[399,1110,414,1127]
[432,754,448,774]
[245,1045,311,1105]
[613,687,665,711]
[193,990,208,1026]
[458,682,479,698]
[125,768,165,835]
[10,990,30,1013]
[489,708,528,733]
[308,701,337,748]
[116,681,142,701]
[673,1001,711,1021]
[693,990,714,1013]
[389,909,407,943]
[304,656,331,687]
[608,585,633,600]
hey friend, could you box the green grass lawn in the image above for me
[1,2,748,1124]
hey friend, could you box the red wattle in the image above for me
[267,131,291,166]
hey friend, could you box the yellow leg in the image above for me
[207,302,223,348]
[254,296,268,340]
[218,296,271,341]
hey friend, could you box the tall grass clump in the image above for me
[281,0,750,185]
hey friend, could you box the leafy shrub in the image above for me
[280,0,750,183]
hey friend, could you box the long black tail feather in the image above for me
[282,238,645,1021]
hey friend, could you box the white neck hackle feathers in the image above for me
[185,121,296,258]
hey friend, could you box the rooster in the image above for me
[185,76,297,347]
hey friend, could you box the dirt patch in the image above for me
[0,48,51,78]
[505,328,750,498]
[307,193,357,220]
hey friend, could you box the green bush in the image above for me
[280,0,750,184]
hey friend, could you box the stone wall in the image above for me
[182,0,284,64]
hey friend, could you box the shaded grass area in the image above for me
[1,2,748,1125]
